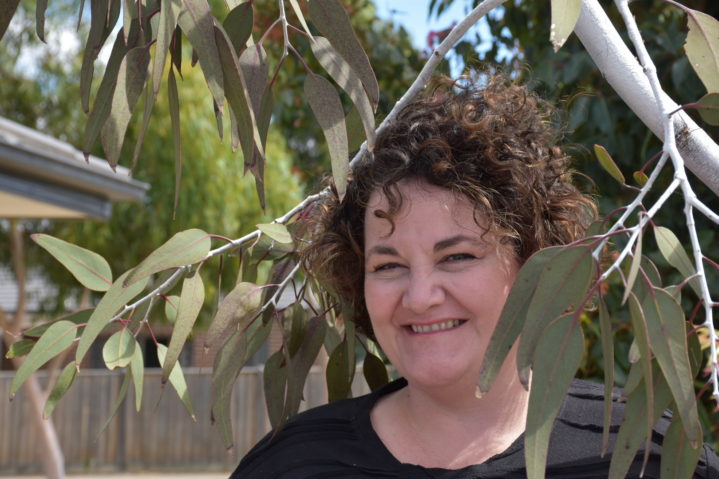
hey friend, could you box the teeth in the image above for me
[411,320,462,334]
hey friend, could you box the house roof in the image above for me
[0,116,149,220]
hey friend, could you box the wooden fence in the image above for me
[0,366,371,474]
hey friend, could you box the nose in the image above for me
[401,270,445,313]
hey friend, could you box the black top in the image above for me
[230,379,719,478]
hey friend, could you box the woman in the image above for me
[231,75,719,478]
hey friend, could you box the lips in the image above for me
[409,319,465,334]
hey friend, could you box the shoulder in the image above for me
[230,379,406,479]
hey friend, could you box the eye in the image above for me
[442,253,476,263]
[372,262,403,272]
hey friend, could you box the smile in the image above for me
[410,320,465,334]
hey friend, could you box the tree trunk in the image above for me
[3,220,66,478]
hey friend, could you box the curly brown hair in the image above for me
[303,74,596,337]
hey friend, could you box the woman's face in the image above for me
[363,180,519,392]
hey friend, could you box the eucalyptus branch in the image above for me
[615,0,719,399]
[348,0,508,168]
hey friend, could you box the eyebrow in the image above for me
[365,235,485,257]
[434,235,485,252]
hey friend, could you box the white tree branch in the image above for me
[574,0,719,196]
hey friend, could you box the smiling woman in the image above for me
[230,73,719,478]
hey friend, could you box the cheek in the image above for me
[364,279,391,324]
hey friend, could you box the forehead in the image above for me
[364,180,486,238]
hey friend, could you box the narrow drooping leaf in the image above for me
[633,170,649,186]
[32,234,112,291]
[642,288,700,445]
[5,340,35,359]
[43,361,77,418]
[205,281,262,349]
[310,37,376,153]
[81,0,119,113]
[308,0,379,108]
[326,339,352,402]
[660,413,702,479]
[177,0,225,108]
[363,352,389,391]
[212,319,272,448]
[609,368,672,479]
[131,81,157,169]
[695,92,719,125]
[289,0,313,39]
[35,0,48,42]
[622,234,643,305]
[684,8,719,92]
[24,309,92,338]
[594,144,625,185]
[283,316,328,421]
[0,0,21,43]
[653,226,701,297]
[627,292,654,472]
[11,321,77,397]
[101,46,151,167]
[83,31,130,155]
[549,0,581,51]
[102,329,137,370]
[525,314,584,479]
[163,274,205,382]
[157,344,195,419]
[97,369,131,436]
[76,270,148,365]
[517,245,595,385]
[168,67,183,216]
[257,223,293,244]
[223,2,253,53]
[129,342,144,411]
[478,246,561,393]
[304,73,350,197]
[239,44,268,112]
[214,25,265,167]
[263,349,288,429]
[597,295,614,456]
[152,0,183,95]
[124,229,210,286]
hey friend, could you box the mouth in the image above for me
[409,319,466,334]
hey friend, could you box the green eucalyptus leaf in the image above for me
[695,92,719,125]
[597,295,614,456]
[100,45,151,167]
[205,281,263,349]
[157,344,195,420]
[11,320,77,397]
[478,246,562,393]
[289,0,313,38]
[517,245,595,386]
[224,2,253,54]
[308,0,378,109]
[81,0,121,114]
[152,0,183,95]
[177,0,225,108]
[102,329,136,370]
[238,44,268,113]
[256,223,293,244]
[653,226,701,297]
[283,316,328,421]
[363,352,388,391]
[125,229,210,286]
[326,339,352,402]
[35,0,48,42]
[660,413,703,479]
[43,361,77,418]
[263,349,288,429]
[76,270,148,366]
[5,339,35,359]
[304,73,349,198]
[162,273,205,382]
[633,171,649,187]
[684,8,719,92]
[24,309,92,338]
[594,144,625,185]
[622,233,643,305]
[642,288,700,445]
[32,234,112,291]
[525,314,584,479]
[129,342,144,411]
[98,369,131,436]
[0,0,21,43]
[549,0,581,52]
[164,295,180,323]
[168,66,183,216]
[310,36,376,154]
